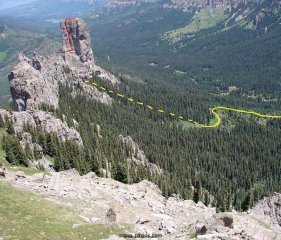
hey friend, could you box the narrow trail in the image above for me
[83,80,281,128]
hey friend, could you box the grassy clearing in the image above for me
[164,6,227,42]
[179,120,198,129]
[0,181,124,240]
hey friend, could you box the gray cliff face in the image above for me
[0,109,83,146]
[119,135,163,175]
[8,53,60,111]
[8,18,118,112]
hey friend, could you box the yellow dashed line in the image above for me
[83,79,281,128]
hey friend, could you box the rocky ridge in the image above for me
[119,135,163,175]
[0,109,83,146]
[3,17,119,147]
[8,18,118,112]
[250,192,281,232]
[165,0,281,29]
[1,165,281,240]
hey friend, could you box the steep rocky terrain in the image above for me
[119,135,163,175]
[8,18,118,111]
[1,9,281,240]
[1,17,161,176]
[1,165,281,240]
[0,109,83,146]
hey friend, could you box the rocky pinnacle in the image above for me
[61,18,95,66]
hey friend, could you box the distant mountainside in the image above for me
[0,22,60,108]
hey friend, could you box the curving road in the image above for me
[83,80,281,128]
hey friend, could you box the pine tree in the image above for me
[5,135,29,167]
[33,145,40,160]
[0,115,5,128]
[241,191,254,211]
[113,162,128,184]
[204,191,210,207]
[193,177,202,204]
[6,120,15,135]
[25,144,34,160]
[185,179,193,200]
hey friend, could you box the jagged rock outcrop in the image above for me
[8,18,118,112]
[61,18,95,66]
[119,135,163,175]
[0,109,83,146]
[2,166,281,240]
[250,192,281,231]
[8,52,60,111]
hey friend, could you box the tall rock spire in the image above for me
[61,18,95,67]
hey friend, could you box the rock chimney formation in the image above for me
[61,18,95,72]
[8,17,117,112]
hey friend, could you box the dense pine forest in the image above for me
[1,0,281,213]
[33,78,281,211]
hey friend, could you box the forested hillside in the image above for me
[53,80,281,211]
[0,0,281,212]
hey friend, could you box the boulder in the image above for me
[213,213,233,228]
[195,222,208,235]
[33,158,54,172]
[205,213,233,232]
